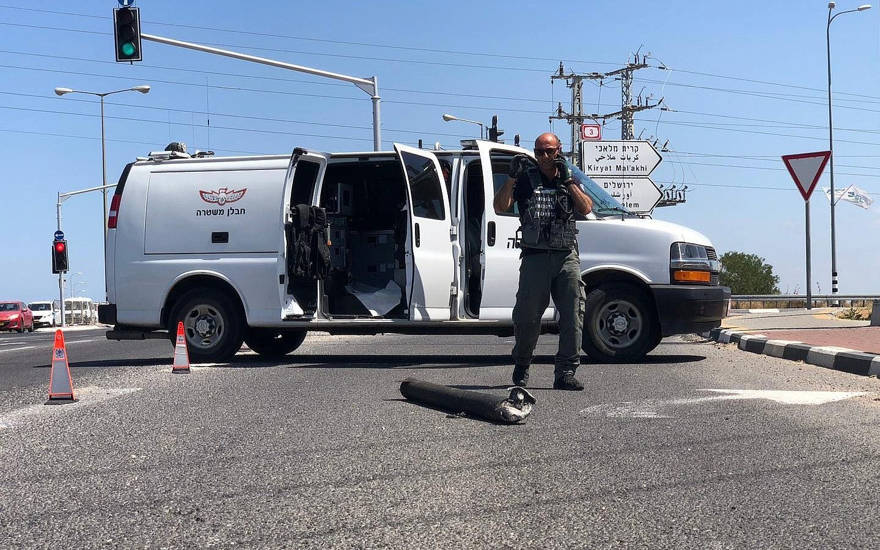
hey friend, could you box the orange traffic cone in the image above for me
[172,321,190,373]
[48,330,76,401]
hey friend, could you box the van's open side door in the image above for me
[476,141,555,322]
[280,148,328,319]
[393,143,454,321]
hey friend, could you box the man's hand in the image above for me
[508,154,532,179]
[555,158,574,184]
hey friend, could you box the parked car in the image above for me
[28,300,60,328]
[0,301,34,332]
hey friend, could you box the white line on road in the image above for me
[0,386,141,430]
[0,346,38,353]
[580,389,867,419]
[0,338,103,354]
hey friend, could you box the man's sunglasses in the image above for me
[534,147,559,157]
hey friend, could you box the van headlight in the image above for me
[670,242,720,285]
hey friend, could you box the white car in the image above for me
[28,301,60,328]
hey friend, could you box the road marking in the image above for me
[0,338,102,354]
[0,346,38,353]
[580,389,867,419]
[0,387,141,430]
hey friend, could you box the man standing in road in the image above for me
[493,133,593,390]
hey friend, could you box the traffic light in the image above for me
[52,240,69,274]
[113,7,142,62]
[488,115,504,142]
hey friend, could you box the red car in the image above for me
[0,301,34,332]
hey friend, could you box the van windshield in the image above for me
[570,164,632,217]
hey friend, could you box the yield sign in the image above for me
[782,151,831,201]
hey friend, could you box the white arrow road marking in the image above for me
[580,389,867,419]
[0,387,141,430]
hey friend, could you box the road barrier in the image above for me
[730,295,880,310]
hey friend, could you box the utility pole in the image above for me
[549,63,603,163]
[550,54,662,165]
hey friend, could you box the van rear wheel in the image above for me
[581,283,657,363]
[168,289,243,363]
[244,328,307,358]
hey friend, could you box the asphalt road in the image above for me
[1,329,879,548]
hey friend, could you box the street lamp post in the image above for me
[826,2,870,301]
[441,113,485,139]
[53,85,151,251]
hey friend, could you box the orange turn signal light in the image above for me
[672,270,712,283]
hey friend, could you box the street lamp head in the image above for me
[54,87,73,96]
[858,4,871,10]
[131,85,151,94]
[828,1,836,8]
[441,113,457,122]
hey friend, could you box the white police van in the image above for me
[99,140,729,362]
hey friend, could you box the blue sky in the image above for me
[1,0,879,304]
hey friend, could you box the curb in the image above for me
[703,328,880,378]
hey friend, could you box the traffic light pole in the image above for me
[56,183,118,328]
[140,33,382,151]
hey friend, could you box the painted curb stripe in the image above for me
[739,335,768,354]
[764,340,803,358]
[870,357,880,377]
[708,330,879,378]
[834,352,878,376]
[781,343,812,362]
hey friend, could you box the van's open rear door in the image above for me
[476,140,555,322]
[393,143,454,321]
[280,148,328,319]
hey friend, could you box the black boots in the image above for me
[513,366,583,391]
[512,364,530,387]
[553,371,584,391]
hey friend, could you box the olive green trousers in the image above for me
[512,248,585,374]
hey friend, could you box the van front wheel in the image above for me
[168,289,243,363]
[244,328,307,358]
[581,283,657,363]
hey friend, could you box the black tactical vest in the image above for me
[513,164,578,251]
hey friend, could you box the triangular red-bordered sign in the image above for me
[781,151,831,201]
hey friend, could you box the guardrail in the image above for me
[730,295,880,309]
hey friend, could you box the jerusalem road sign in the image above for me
[580,140,662,176]
[590,176,662,213]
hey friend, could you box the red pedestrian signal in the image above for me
[52,240,69,274]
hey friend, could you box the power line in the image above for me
[0,4,622,66]
[0,49,563,105]
[4,2,878,106]
[0,22,554,74]
[0,63,554,114]
[0,103,475,140]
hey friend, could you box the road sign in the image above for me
[591,176,662,213]
[781,151,831,201]
[580,123,601,141]
[580,140,661,176]
[54,230,64,241]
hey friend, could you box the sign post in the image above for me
[781,151,832,310]
[579,140,663,214]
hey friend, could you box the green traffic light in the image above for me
[121,42,136,57]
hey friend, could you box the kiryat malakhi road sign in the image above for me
[580,140,661,176]
[579,140,663,213]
